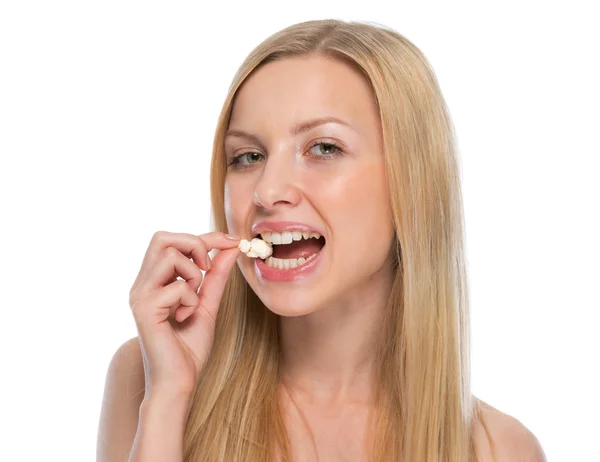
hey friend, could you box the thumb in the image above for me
[196,247,241,323]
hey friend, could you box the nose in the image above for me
[253,149,301,210]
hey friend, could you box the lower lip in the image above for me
[255,246,325,282]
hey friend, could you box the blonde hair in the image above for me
[183,19,484,461]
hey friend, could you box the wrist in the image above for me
[130,391,192,461]
[144,382,195,403]
[141,390,193,421]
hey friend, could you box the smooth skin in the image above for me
[129,231,241,398]
[97,231,241,461]
[224,55,395,460]
[97,55,546,461]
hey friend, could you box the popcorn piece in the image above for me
[239,239,252,253]
[238,237,273,259]
[250,238,272,257]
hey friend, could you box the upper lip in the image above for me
[251,221,324,238]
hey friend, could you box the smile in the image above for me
[258,231,325,268]
[252,230,326,281]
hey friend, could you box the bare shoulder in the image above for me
[97,337,146,462]
[472,398,547,462]
[104,336,145,397]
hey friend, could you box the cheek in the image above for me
[314,160,392,237]
[224,178,259,236]
[224,181,245,232]
[314,161,393,276]
[224,182,233,222]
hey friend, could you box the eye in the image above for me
[228,151,265,168]
[307,141,343,158]
[227,140,344,170]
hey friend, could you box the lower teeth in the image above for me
[265,253,317,269]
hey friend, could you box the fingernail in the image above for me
[206,255,212,270]
[225,234,240,240]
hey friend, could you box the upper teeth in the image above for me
[260,231,321,245]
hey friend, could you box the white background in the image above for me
[1,1,598,460]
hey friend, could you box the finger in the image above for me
[132,279,200,327]
[150,231,241,272]
[174,304,196,323]
[149,246,205,292]
[194,247,240,326]
[196,232,242,258]
[132,231,241,299]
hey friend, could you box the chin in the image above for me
[255,292,322,318]
[267,306,318,318]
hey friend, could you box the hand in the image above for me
[128,231,240,398]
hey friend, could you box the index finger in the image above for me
[151,231,240,271]
[191,232,241,269]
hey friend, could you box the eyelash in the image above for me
[227,141,344,169]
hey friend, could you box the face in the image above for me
[224,54,395,316]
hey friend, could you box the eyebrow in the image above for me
[225,116,353,143]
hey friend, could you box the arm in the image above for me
[97,338,146,462]
[96,337,193,462]
[128,392,193,462]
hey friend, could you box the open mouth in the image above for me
[255,231,326,270]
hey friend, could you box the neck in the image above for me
[277,262,393,407]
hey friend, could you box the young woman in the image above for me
[98,19,546,462]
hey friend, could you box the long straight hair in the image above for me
[182,19,484,461]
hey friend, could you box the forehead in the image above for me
[228,55,378,132]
